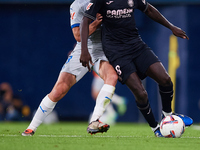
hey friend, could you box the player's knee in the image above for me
[110,73,118,82]
[135,90,148,105]
[160,76,172,87]
[103,72,118,86]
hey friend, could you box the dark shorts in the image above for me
[110,49,160,84]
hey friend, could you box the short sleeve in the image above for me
[84,0,104,20]
[70,3,82,28]
[136,0,148,12]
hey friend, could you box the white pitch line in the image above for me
[0,134,142,138]
[37,135,144,138]
[0,134,200,138]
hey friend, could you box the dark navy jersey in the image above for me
[84,0,149,62]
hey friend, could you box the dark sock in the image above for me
[159,82,173,113]
[136,101,158,128]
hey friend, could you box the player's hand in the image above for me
[80,49,94,72]
[96,13,103,22]
[171,26,189,40]
[95,13,103,28]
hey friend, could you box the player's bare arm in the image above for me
[72,13,102,42]
[89,13,103,35]
[145,3,189,40]
[80,16,93,71]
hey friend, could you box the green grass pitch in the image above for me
[0,122,200,150]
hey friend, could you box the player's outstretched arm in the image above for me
[145,3,189,40]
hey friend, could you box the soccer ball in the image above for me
[160,115,185,138]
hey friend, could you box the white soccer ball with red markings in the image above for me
[160,115,185,138]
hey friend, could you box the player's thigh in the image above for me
[56,72,76,89]
[146,62,171,86]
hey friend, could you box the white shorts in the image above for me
[61,42,108,82]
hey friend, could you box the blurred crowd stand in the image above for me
[0,82,31,121]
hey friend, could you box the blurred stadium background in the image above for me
[0,0,200,123]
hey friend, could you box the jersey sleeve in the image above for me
[84,0,104,21]
[136,0,148,12]
[70,2,84,29]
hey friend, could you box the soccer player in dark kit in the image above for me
[80,0,193,137]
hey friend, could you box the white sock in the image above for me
[90,84,115,122]
[27,95,57,131]
[162,110,172,117]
